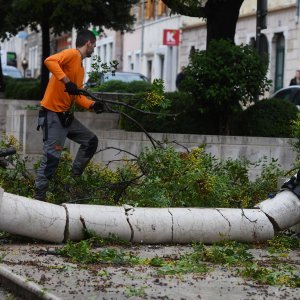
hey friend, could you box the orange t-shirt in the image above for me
[40,48,94,112]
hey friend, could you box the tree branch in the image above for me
[96,147,139,159]
[80,89,169,148]
[81,89,178,117]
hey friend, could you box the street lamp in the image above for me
[21,58,28,78]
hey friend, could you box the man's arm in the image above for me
[44,50,73,81]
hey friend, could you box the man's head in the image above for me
[76,29,96,58]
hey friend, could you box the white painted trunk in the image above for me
[0,190,66,243]
[0,187,299,244]
[64,204,131,241]
[257,190,300,230]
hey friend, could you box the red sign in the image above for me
[163,29,180,46]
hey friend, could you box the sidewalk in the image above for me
[0,241,299,300]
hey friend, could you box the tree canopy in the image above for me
[162,0,244,45]
[0,0,139,95]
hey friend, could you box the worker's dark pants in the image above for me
[35,110,98,194]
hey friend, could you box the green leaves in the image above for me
[267,234,300,254]
[141,79,171,112]
[57,235,300,287]
[240,262,300,287]
[59,240,142,265]
[124,146,282,208]
[204,241,254,265]
[183,39,271,134]
[87,55,119,86]
[0,135,282,208]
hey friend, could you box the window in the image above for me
[128,54,134,71]
[249,37,256,48]
[157,0,166,16]
[135,53,140,72]
[274,33,285,91]
[145,0,155,19]
[159,55,164,79]
[29,46,38,78]
[147,60,152,82]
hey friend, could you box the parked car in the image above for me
[271,86,300,109]
[2,65,22,78]
[86,71,149,87]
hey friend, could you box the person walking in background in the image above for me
[176,66,186,91]
[34,29,104,201]
[290,69,300,86]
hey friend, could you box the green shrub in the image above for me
[232,98,298,137]
[289,112,300,161]
[92,80,152,93]
[183,40,271,135]
[4,77,40,100]
[120,91,233,134]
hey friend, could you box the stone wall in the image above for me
[2,101,297,179]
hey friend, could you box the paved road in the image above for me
[0,243,299,300]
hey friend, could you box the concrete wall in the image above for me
[89,131,296,180]
[1,99,297,180]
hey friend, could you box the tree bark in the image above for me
[204,0,244,45]
[40,20,50,98]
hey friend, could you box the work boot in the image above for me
[34,187,47,201]
[281,171,300,198]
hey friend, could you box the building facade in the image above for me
[180,0,300,93]
[1,1,300,93]
[122,1,184,91]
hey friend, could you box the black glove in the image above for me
[92,101,105,114]
[65,81,81,95]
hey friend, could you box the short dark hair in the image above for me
[76,29,96,47]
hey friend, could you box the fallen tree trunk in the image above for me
[0,189,66,243]
[0,187,299,244]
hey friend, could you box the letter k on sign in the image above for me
[163,29,180,46]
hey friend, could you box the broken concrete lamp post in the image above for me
[0,187,299,244]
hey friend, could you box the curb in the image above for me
[0,265,61,300]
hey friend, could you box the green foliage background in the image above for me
[181,40,271,134]
[232,98,298,137]
[4,77,40,100]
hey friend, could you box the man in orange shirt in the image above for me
[34,29,103,201]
